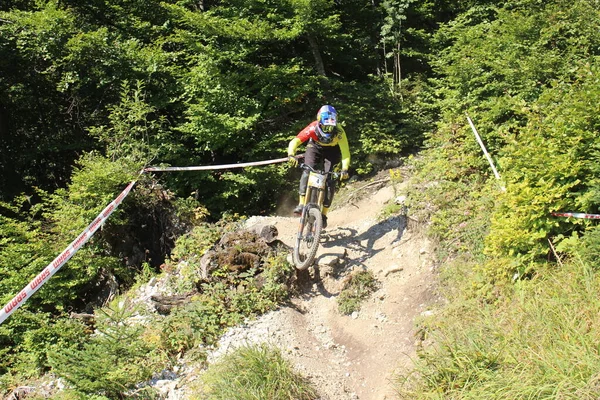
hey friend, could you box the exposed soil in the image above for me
[206,175,441,400]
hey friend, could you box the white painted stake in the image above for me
[466,113,506,191]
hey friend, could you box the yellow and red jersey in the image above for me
[287,121,351,171]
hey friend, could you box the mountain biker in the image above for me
[287,105,350,229]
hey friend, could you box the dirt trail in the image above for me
[210,178,440,400]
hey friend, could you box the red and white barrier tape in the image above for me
[551,212,600,220]
[0,156,289,325]
[0,180,137,325]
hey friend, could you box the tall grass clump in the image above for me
[337,270,378,315]
[398,258,600,399]
[198,344,318,400]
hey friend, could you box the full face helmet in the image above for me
[316,105,337,144]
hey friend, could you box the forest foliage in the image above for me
[400,0,600,397]
[1,0,600,397]
[416,0,600,279]
[1,0,449,394]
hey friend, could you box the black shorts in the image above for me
[304,140,341,172]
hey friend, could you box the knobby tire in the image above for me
[293,206,323,270]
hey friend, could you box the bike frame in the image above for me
[292,164,339,270]
[304,170,328,211]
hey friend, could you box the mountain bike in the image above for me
[292,163,340,270]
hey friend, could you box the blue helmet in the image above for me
[316,105,337,144]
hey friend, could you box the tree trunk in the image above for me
[307,34,326,76]
[151,292,196,315]
[70,312,96,327]
[394,42,403,100]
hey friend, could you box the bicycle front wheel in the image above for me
[292,206,323,270]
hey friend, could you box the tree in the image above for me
[381,0,413,94]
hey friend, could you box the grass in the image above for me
[197,344,318,400]
[337,270,378,315]
[397,258,600,399]
[379,201,406,221]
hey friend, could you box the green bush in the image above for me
[47,299,164,398]
[414,0,600,282]
[154,292,230,356]
[153,238,294,356]
[577,227,600,270]
[0,311,89,387]
[485,60,600,276]
[332,77,427,175]
[169,223,224,265]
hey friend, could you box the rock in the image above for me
[69,312,95,327]
[249,224,279,243]
[394,195,406,205]
[384,265,403,277]
[200,250,216,279]
[318,255,341,267]
[6,386,34,400]
[154,379,178,397]
[375,313,388,323]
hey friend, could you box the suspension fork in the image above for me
[316,189,325,212]
[304,185,325,212]
[297,186,313,236]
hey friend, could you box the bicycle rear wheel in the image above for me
[292,207,323,270]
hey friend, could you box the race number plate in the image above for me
[308,172,327,189]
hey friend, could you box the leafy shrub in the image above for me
[155,259,293,357]
[332,77,427,175]
[577,226,600,270]
[198,344,318,400]
[416,0,600,281]
[337,270,378,315]
[380,201,405,222]
[153,236,294,356]
[485,60,600,277]
[406,153,494,266]
[169,222,228,265]
[0,311,89,386]
[251,252,295,304]
[154,291,231,356]
[47,300,164,398]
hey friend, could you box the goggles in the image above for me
[321,124,335,133]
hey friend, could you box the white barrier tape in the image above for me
[144,157,289,172]
[0,180,137,325]
[552,212,600,220]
